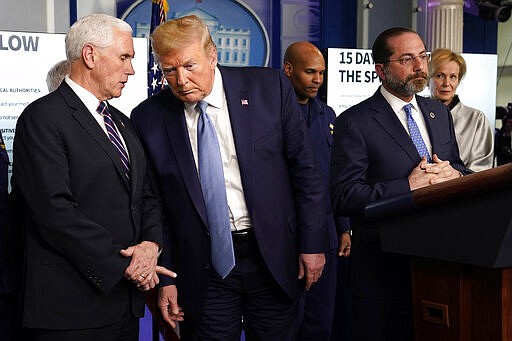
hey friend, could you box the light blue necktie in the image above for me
[196,100,235,279]
[404,103,431,162]
[97,101,130,179]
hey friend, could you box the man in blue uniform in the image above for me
[284,41,351,341]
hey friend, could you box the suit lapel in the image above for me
[163,99,208,224]
[371,91,423,163]
[416,96,440,153]
[59,84,131,190]
[221,68,254,213]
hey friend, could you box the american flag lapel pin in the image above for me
[241,99,249,106]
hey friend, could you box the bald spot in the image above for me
[284,41,323,66]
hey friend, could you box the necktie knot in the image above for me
[97,101,108,116]
[196,100,208,116]
[403,103,413,117]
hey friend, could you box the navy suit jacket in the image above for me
[301,97,349,251]
[331,87,467,218]
[12,82,163,329]
[131,66,327,320]
[330,87,468,300]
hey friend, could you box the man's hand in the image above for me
[408,157,432,190]
[408,155,462,190]
[120,241,170,291]
[425,154,462,184]
[298,253,325,291]
[133,265,178,292]
[338,232,351,257]
[158,285,184,328]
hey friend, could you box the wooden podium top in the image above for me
[365,163,512,220]
[413,163,512,209]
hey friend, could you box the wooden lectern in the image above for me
[364,164,512,341]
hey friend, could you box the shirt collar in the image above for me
[380,85,420,114]
[202,66,225,110]
[185,66,226,114]
[64,75,104,114]
[448,94,460,111]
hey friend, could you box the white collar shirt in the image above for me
[184,67,252,231]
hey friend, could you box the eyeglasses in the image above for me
[384,53,430,66]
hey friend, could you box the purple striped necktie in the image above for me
[97,101,130,179]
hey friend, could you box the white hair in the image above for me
[65,13,132,62]
[46,60,71,92]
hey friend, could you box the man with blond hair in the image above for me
[131,15,327,340]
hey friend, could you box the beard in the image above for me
[383,67,428,98]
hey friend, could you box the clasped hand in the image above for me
[408,154,462,191]
[120,241,177,291]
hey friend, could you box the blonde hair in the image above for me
[428,48,467,81]
[150,15,215,62]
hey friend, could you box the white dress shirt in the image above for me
[184,67,252,231]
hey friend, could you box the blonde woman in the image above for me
[429,48,494,171]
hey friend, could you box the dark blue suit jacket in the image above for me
[131,66,327,320]
[301,97,349,251]
[331,87,467,218]
[330,87,467,300]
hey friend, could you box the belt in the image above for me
[231,229,254,241]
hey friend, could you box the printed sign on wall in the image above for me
[326,48,497,133]
[0,31,148,177]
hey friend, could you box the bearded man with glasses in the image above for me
[330,27,470,341]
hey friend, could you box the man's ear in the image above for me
[375,64,385,81]
[209,47,218,68]
[283,61,293,77]
[82,44,95,69]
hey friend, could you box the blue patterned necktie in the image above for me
[196,100,235,279]
[97,101,130,179]
[404,103,431,162]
